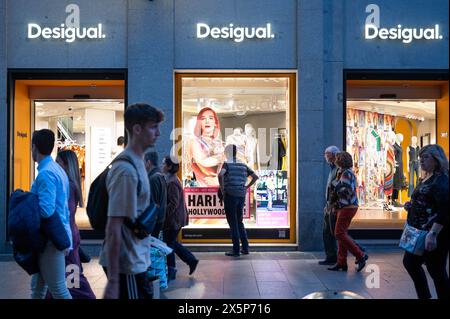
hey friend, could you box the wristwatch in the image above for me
[429,231,437,236]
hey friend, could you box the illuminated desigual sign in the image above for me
[364,4,443,43]
[27,4,106,43]
[196,23,274,42]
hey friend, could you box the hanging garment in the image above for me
[281,136,287,171]
[277,136,286,171]
[384,144,395,197]
[393,142,403,191]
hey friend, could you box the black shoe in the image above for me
[168,268,177,281]
[240,249,249,255]
[356,254,369,272]
[225,251,240,257]
[318,259,337,266]
[327,264,348,271]
[189,259,199,275]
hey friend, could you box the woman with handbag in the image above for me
[402,144,449,299]
[162,156,199,281]
[328,151,368,272]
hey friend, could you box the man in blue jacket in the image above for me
[30,129,72,299]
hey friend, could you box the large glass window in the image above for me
[346,100,437,228]
[177,74,295,238]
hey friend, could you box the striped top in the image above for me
[333,168,359,209]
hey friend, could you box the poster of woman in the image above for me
[186,107,225,187]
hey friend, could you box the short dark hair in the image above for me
[117,136,125,146]
[224,144,237,160]
[163,155,180,174]
[124,103,164,136]
[145,151,159,166]
[124,103,164,137]
[32,129,55,155]
[335,151,353,169]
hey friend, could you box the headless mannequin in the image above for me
[226,128,247,163]
[244,124,260,171]
[407,136,420,196]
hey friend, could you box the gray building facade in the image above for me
[1,0,448,253]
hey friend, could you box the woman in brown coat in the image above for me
[162,156,199,281]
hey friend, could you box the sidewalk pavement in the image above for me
[0,247,439,299]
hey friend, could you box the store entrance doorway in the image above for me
[9,71,126,236]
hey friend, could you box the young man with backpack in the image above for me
[99,103,164,299]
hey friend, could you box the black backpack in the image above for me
[86,155,141,231]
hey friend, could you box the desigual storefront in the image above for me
[0,0,448,253]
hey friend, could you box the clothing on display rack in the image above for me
[384,139,395,198]
[268,131,286,171]
[392,137,404,204]
[347,108,400,210]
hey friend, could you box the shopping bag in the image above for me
[399,223,428,256]
[147,247,168,289]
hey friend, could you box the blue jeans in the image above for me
[163,228,197,272]
[224,195,249,254]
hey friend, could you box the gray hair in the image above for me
[325,145,340,154]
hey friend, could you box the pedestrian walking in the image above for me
[46,149,95,299]
[30,129,73,299]
[100,103,164,299]
[402,144,449,299]
[144,151,167,238]
[318,145,340,265]
[328,151,368,272]
[162,155,199,281]
[219,144,259,257]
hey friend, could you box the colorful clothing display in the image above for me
[346,108,396,208]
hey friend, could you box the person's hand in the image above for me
[103,280,120,299]
[425,232,437,251]
[63,248,70,257]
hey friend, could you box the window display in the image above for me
[180,75,293,230]
[346,100,437,224]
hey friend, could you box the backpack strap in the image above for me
[111,155,142,196]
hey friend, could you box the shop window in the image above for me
[346,100,440,228]
[176,74,296,241]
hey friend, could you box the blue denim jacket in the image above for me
[30,156,72,249]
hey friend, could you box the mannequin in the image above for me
[383,130,396,210]
[392,133,404,206]
[244,124,260,171]
[226,128,247,163]
[407,136,420,196]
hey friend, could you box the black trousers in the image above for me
[402,232,449,299]
[103,267,153,299]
